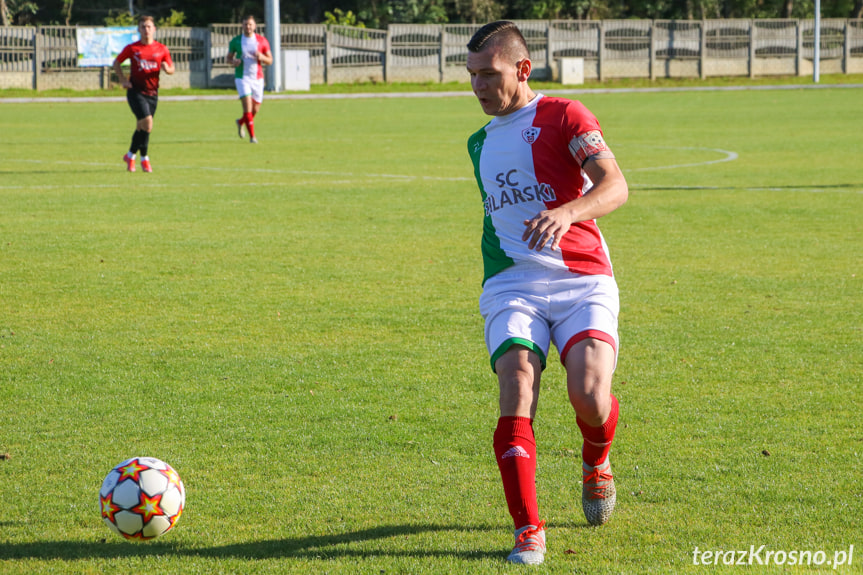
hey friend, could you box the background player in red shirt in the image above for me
[113,15,174,173]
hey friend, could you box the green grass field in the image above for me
[0,86,861,574]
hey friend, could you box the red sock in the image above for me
[493,416,540,529]
[244,112,255,138]
[577,394,619,466]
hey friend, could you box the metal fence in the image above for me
[2,19,862,90]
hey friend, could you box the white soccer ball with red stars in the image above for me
[99,457,185,540]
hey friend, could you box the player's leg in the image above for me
[240,95,253,122]
[124,90,149,172]
[552,273,620,526]
[244,83,263,143]
[251,78,264,118]
[494,348,545,564]
[235,79,252,138]
[240,96,255,141]
[247,80,263,142]
[137,116,153,172]
[248,99,262,143]
[124,131,139,172]
[564,339,618,525]
[497,345,541,418]
[481,274,550,564]
[137,96,157,172]
[136,116,154,133]
[564,336,616,427]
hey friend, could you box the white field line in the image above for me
[627,185,863,193]
[0,158,473,182]
[1,83,861,104]
[0,146,737,180]
[1,153,861,193]
[625,147,739,171]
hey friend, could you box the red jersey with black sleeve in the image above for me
[115,41,173,96]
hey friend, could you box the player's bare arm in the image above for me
[113,57,132,89]
[522,156,628,251]
[257,51,273,66]
[161,60,175,75]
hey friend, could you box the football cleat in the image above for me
[236,118,245,139]
[506,521,546,565]
[141,159,152,173]
[582,458,616,526]
[123,153,135,172]
[250,137,258,144]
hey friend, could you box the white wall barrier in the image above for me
[1,19,861,90]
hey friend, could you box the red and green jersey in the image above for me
[228,33,271,80]
[114,41,173,96]
[467,94,615,284]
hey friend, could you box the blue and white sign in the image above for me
[77,27,139,67]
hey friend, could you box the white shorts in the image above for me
[235,77,264,103]
[479,262,619,372]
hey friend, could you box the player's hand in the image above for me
[121,79,132,89]
[522,208,572,251]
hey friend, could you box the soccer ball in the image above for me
[99,456,185,540]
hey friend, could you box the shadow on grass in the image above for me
[0,523,504,561]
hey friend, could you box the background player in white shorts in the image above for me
[227,15,272,144]
[466,21,629,565]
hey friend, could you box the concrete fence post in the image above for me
[796,20,803,75]
[598,21,605,82]
[33,27,41,90]
[384,27,392,83]
[438,26,445,83]
[204,26,213,88]
[749,19,756,78]
[649,20,656,81]
[324,27,331,85]
[844,20,851,73]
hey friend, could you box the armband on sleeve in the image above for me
[568,130,615,166]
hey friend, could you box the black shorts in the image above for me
[127,89,158,120]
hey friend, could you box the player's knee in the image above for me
[497,367,538,416]
[568,386,611,425]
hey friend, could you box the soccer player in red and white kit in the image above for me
[113,15,174,173]
[227,15,272,144]
[466,21,629,565]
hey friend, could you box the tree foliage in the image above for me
[158,8,185,27]
[12,0,861,27]
[3,0,39,25]
[103,8,134,26]
[324,7,365,26]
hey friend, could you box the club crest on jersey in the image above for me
[522,127,541,144]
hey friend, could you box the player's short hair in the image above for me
[243,14,256,23]
[137,15,155,26]
[467,21,530,62]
